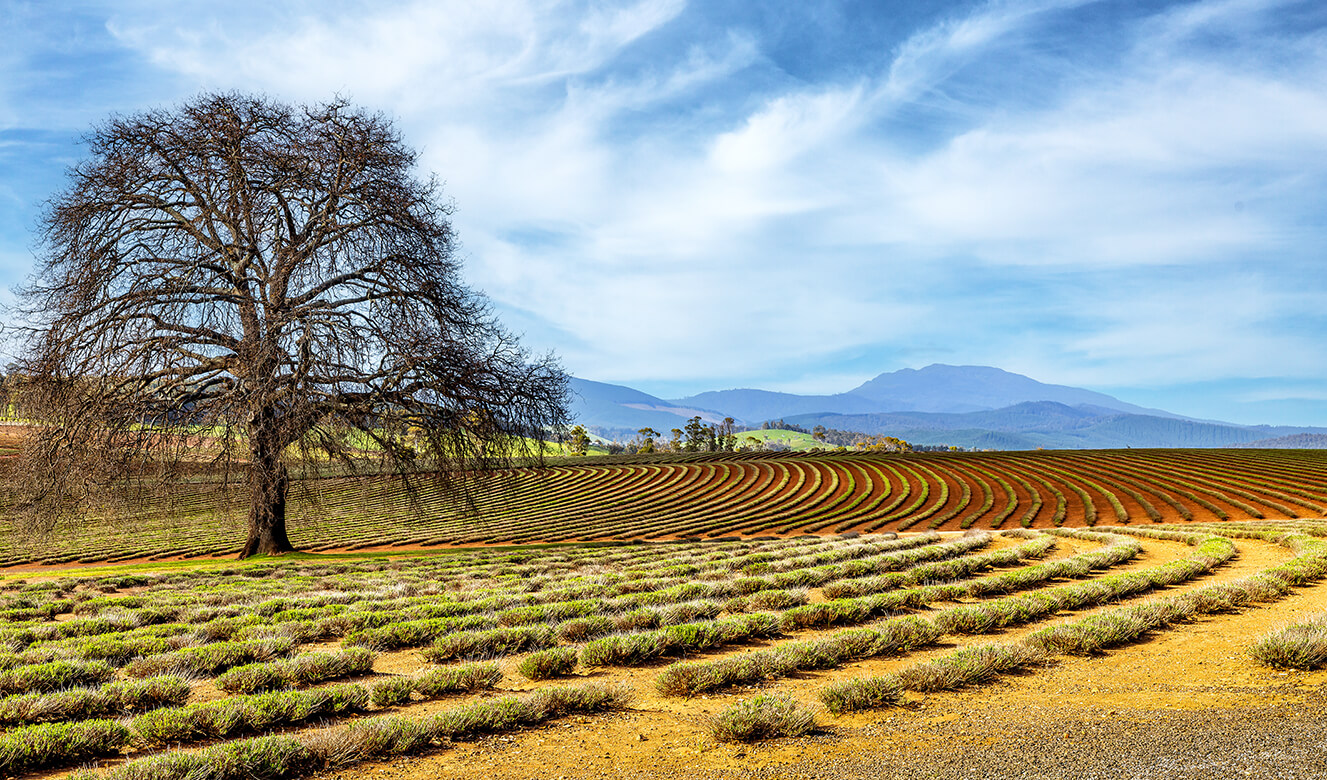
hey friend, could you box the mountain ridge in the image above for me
[568,366,1326,449]
[671,364,1179,420]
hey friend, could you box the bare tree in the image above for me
[13,92,568,557]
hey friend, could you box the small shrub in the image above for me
[336,716,429,759]
[874,615,943,652]
[106,674,193,712]
[778,598,870,630]
[580,632,667,667]
[0,660,115,696]
[773,640,838,671]
[125,639,293,679]
[528,682,632,715]
[193,616,265,643]
[282,648,376,685]
[236,620,329,644]
[132,683,370,747]
[369,677,415,707]
[1250,616,1327,670]
[71,634,172,665]
[421,626,554,663]
[424,682,631,742]
[819,676,902,714]
[655,654,784,697]
[216,662,288,695]
[343,615,490,651]
[517,647,577,680]
[555,616,615,642]
[132,704,210,744]
[241,690,321,731]
[893,643,1048,692]
[89,750,208,780]
[327,682,371,712]
[0,687,106,725]
[931,604,998,635]
[426,696,540,740]
[614,608,661,630]
[653,615,941,697]
[204,734,319,780]
[413,661,502,698]
[708,694,814,743]
[660,622,720,650]
[496,605,547,627]
[660,600,722,625]
[0,718,132,773]
[746,589,809,611]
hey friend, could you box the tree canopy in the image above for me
[14,92,568,556]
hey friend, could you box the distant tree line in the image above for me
[802,425,959,452]
[808,425,864,447]
[632,416,741,454]
[557,424,630,456]
[570,418,967,455]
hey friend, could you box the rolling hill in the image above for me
[566,378,730,439]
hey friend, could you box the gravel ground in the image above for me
[314,536,1327,780]
[729,688,1327,780]
[407,684,1327,780]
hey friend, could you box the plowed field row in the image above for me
[5,450,1326,566]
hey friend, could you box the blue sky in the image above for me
[2,0,1326,425]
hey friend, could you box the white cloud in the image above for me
[106,0,686,108]
[710,84,867,174]
[845,7,1327,267]
[878,0,1092,103]
[6,0,1325,416]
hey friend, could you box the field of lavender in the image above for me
[1,517,1325,779]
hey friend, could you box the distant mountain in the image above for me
[785,402,1327,449]
[670,389,884,421]
[567,378,728,438]
[569,366,1327,449]
[1234,433,1327,449]
[846,364,1172,416]
[670,364,1173,423]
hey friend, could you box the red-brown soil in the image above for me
[7,450,1327,577]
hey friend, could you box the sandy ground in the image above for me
[261,533,1327,780]
[17,532,1325,780]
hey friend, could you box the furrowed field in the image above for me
[5,448,1327,565]
[1,449,1326,779]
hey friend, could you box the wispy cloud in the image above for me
[106,0,686,105]
[1,0,1324,423]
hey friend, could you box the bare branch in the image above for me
[13,92,569,557]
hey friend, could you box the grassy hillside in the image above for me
[541,440,614,457]
[734,429,832,452]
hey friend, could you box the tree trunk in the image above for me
[240,428,297,558]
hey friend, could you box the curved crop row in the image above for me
[7,450,1327,562]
